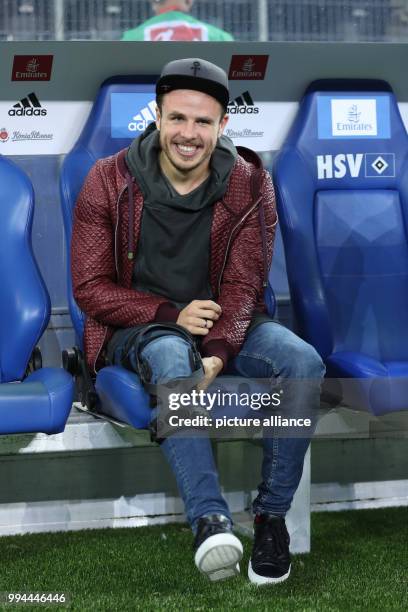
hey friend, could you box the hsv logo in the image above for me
[228,91,259,114]
[8,92,47,117]
[365,153,395,177]
[145,21,207,41]
[317,153,395,180]
[12,55,53,81]
[228,55,269,80]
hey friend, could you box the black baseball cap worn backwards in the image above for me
[156,58,230,111]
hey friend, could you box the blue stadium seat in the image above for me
[0,156,74,435]
[60,76,276,429]
[273,79,408,415]
[60,76,157,428]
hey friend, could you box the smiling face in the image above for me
[155,89,228,182]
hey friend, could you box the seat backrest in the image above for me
[0,156,50,382]
[274,79,408,361]
[60,76,156,341]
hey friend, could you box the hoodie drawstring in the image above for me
[126,172,135,260]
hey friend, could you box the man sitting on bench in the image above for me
[71,58,325,584]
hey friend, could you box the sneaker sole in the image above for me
[195,533,243,582]
[248,560,291,585]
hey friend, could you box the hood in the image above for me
[120,123,261,258]
[235,144,264,171]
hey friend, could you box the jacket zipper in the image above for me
[93,182,128,374]
[114,183,129,277]
[217,196,262,297]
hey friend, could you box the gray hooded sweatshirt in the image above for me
[126,122,237,307]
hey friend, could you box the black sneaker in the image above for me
[248,514,291,585]
[194,514,243,582]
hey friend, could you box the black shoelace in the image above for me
[254,519,290,561]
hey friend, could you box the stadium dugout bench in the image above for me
[56,74,405,543]
[1,77,405,541]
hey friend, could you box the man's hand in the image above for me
[177,299,222,335]
[197,356,224,392]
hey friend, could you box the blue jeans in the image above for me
[111,322,325,533]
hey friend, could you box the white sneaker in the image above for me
[193,515,243,582]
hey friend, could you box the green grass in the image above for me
[0,507,407,611]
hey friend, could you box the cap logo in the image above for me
[190,61,201,77]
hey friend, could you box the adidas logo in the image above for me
[227,91,259,115]
[8,92,47,117]
[128,100,156,132]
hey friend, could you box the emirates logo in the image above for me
[242,58,255,73]
[26,58,40,73]
[229,55,269,81]
[12,54,53,81]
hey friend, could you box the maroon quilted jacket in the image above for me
[71,146,277,373]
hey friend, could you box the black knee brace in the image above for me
[121,322,204,398]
